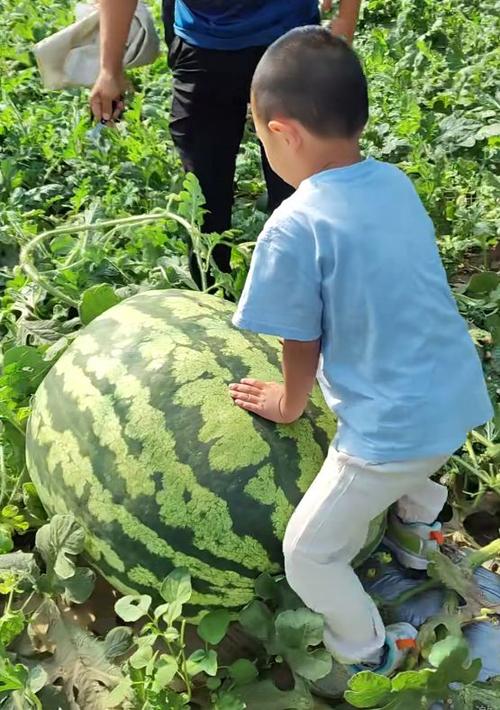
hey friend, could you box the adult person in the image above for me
[90,1,362,273]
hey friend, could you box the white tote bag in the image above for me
[34,2,160,89]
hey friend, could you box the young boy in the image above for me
[229,28,493,689]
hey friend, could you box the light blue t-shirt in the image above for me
[233,158,493,463]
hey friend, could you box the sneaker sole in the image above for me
[383,536,430,570]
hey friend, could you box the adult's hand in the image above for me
[329,15,355,44]
[89,0,137,121]
[90,69,126,122]
[323,0,362,45]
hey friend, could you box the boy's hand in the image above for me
[229,379,301,424]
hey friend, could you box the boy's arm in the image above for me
[323,0,362,44]
[229,339,320,424]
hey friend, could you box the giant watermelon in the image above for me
[26,290,385,612]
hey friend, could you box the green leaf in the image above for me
[284,648,332,681]
[107,676,133,708]
[103,627,134,659]
[154,602,170,620]
[0,526,14,554]
[129,644,154,670]
[186,649,218,677]
[427,551,479,604]
[275,608,324,649]
[228,658,258,686]
[390,669,433,692]
[79,284,122,325]
[35,514,85,580]
[235,677,314,709]
[152,654,178,690]
[160,567,192,604]
[428,636,481,691]
[206,676,222,691]
[115,594,152,622]
[63,566,95,604]
[1,505,18,519]
[0,610,26,647]
[164,626,180,642]
[428,635,467,668]
[0,660,27,692]
[163,600,183,626]
[27,665,48,693]
[239,600,274,642]
[466,271,500,295]
[22,483,47,524]
[212,689,246,710]
[198,609,231,645]
[254,572,280,603]
[344,671,392,708]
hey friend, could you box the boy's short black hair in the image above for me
[252,27,368,139]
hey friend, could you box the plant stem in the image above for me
[375,579,439,608]
[467,539,500,570]
[20,210,199,307]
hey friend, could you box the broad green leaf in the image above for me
[391,669,433,692]
[344,671,392,708]
[239,600,274,642]
[129,644,154,670]
[115,594,152,622]
[107,676,134,708]
[254,572,280,603]
[235,677,315,709]
[152,654,178,690]
[79,284,122,325]
[198,609,231,645]
[212,689,246,710]
[275,608,324,649]
[186,649,218,677]
[35,514,85,580]
[63,566,95,604]
[206,676,222,691]
[428,636,481,690]
[153,602,170,620]
[27,665,48,693]
[160,567,192,604]
[466,271,500,295]
[103,627,134,659]
[0,610,26,647]
[163,600,183,626]
[428,635,468,668]
[284,648,332,681]
[22,483,47,524]
[228,658,259,686]
[0,661,27,692]
[0,526,13,554]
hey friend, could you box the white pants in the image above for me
[283,448,449,663]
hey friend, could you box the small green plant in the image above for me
[109,568,332,709]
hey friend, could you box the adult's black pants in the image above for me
[163,3,294,276]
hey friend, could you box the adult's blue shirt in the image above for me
[233,159,493,463]
[174,0,320,50]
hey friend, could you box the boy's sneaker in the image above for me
[311,623,418,699]
[383,510,445,570]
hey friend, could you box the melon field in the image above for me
[0,0,499,708]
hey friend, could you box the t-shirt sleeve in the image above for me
[232,222,323,341]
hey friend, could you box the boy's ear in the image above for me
[268,118,300,148]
